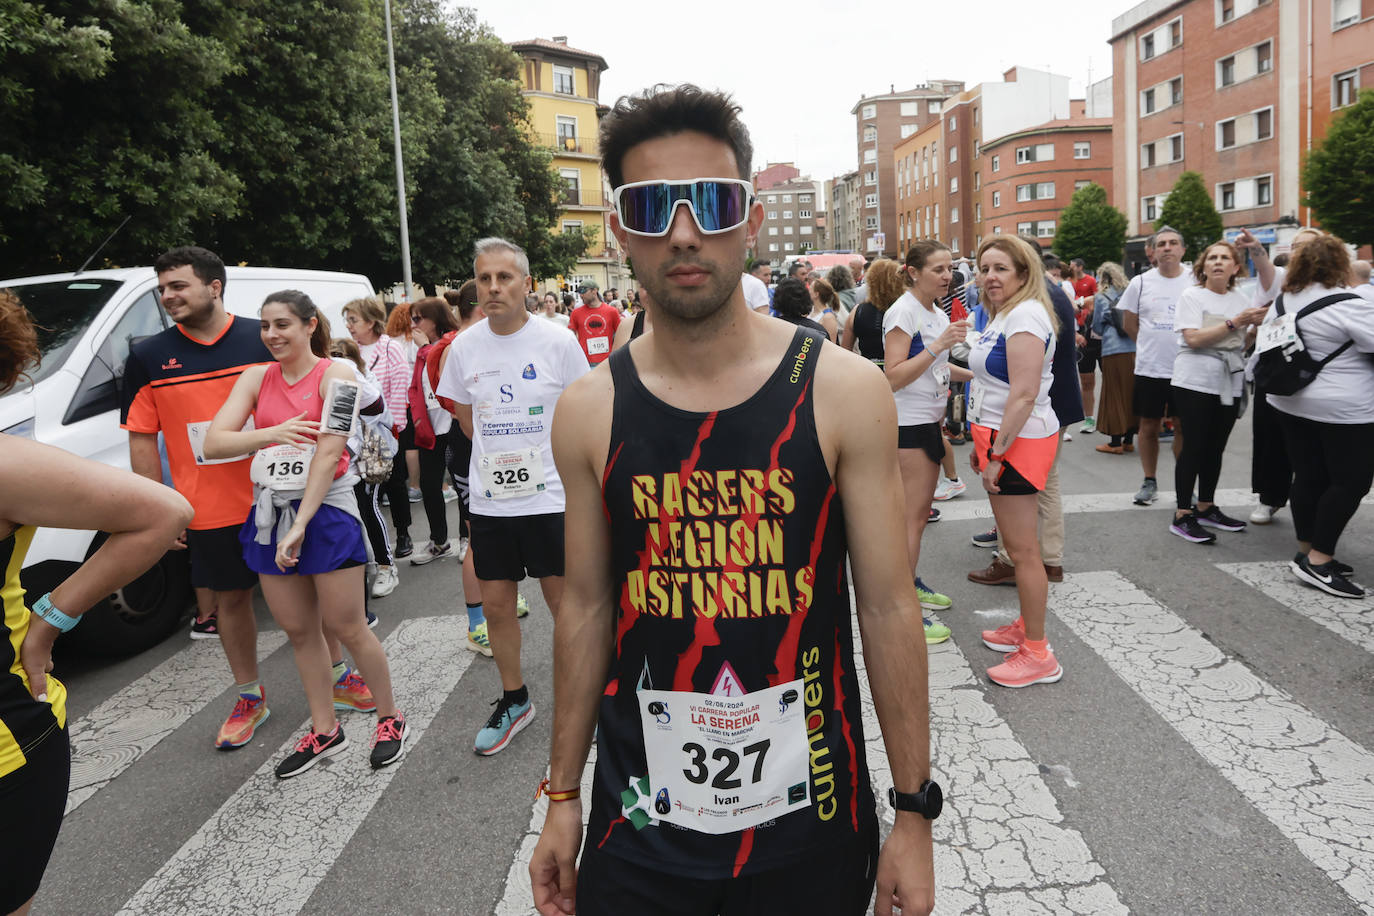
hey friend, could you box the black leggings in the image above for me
[385,420,414,534]
[1251,382,1292,509]
[417,428,450,545]
[353,480,392,566]
[1276,412,1374,555]
[0,726,69,912]
[1172,386,1239,511]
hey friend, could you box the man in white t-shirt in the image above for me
[1116,225,1191,505]
[437,237,590,756]
[1352,260,1374,304]
[741,269,770,313]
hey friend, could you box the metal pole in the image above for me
[384,0,413,301]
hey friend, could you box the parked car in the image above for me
[0,266,376,655]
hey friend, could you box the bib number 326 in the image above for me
[638,680,811,835]
[478,448,546,499]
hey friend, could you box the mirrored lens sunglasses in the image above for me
[613,178,754,237]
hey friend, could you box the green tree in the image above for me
[1053,183,1127,270]
[1302,89,1374,250]
[0,0,245,274]
[1155,171,1223,261]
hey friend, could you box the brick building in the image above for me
[755,178,823,262]
[829,171,862,253]
[851,82,965,259]
[1110,0,1374,258]
[753,162,802,190]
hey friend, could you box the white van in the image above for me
[0,266,376,655]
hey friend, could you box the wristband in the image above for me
[31,593,80,633]
[535,777,580,802]
[988,451,1007,463]
[1225,319,1236,331]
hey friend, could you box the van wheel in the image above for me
[61,546,194,657]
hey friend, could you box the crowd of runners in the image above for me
[3,81,1373,916]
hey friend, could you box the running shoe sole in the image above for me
[1196,516,1246,531]
[971,534,997,548]
[465,636,494,657]
[982,635,1022,652]
[216,708,270,750]
[276,735,349,778]
[410,548,454,566]
[989,663,1064,688]
[474,704,535,757]
[918,595,952,611]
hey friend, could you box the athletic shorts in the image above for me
[897,422,945,466]
[576,823,879,916]
[1077,337,1102,374]
[0,726,70,913]
[186,525,258,592]
[1132,375,1174,420]
[970,423,1057,496]
[469,512,564,581]
[239,503,368,576]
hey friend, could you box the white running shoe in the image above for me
[1062,430,1073,442]
[933,476,967,501]
[410,541,455,566]
[1249,504,1277,525]
[371,565,399,598]
[455,536,470,562]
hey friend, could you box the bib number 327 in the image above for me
[638,680,811,835]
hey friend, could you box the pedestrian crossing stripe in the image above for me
[115,617,473,915]
[1054,571,1374,913]
[1219,560,1374,655]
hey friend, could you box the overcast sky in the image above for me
[470,0,1125,187]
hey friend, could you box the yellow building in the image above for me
[509,37,630,296]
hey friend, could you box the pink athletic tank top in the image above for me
[255,360,349,479]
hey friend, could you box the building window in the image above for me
[782,210,793,219]
[782,194,792,203]
[1142,195,1160,221]
[900,101,917,116]
[800,194,812,202]
[1074,141,1091,159]
[863,125,877,142]
[975,202,982,220]
[799,209,812,218]
[784,242,794,252]
[1220,0,1235,22]
[1220,182,1236,210]
[863,149,877,163]
[1142,34,1156,59]
[1334,70,1359,108]
[1037,222,1056,238]
[768,227,778,236]
[928,100,942,113]
[766,211,778,219]
[948,116,957,131]
[768,243,779,252]
[950,177,959,193]
[1016,183,1055,202]
[865,194,878,207]
[1256,108,1272,139]
[949,146,958,163]
[865,170,877,185]
[1017,221,1033,236]
[1170,19,1182,46]
[1219,119,1236,148]
[991,155,1000,172]
[766,195,777,203]
[862,104,876,119]
[562,219,582,232]
[973,139,980,157]
[783,226,793,235]
[900,123,918,138]
[1015,143,1055,164]
[1075,179,1092,190]
[1220,55,1236,87]
[1142,142,1157,168]
[974,171,981,190]
[1257,176,1273,205]
[560,167,581,202]
[992,191,1001,208]
[866,216,879,228]
[1170,77,1183,106]
[800,225,813,234]
[556,115,578,149]
[950,207,960,224]
[553,65,575,95]
[1257,41,1272,73]
[1334,0,1360,27]
[1170,134,1184,162]
[1143,88,1156,114]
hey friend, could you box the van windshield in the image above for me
[2,279,125,387]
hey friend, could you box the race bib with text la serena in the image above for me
[637,680,811,835]
[477,447,547,500]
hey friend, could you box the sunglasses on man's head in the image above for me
[612,178,754,237]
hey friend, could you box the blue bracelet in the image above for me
[31,593,80,633]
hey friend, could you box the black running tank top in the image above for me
[852,301,885,363]
[591,328,874,879]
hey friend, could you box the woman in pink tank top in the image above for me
[206,291,408,777]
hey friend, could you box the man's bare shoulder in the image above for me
[814,339,891,405]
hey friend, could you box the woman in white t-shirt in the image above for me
[967,236,1063,689]
[1167,241,1268,545]
[1261,234,1374,598]
[883,242,971,630]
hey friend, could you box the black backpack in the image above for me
[1253,292,1361,396]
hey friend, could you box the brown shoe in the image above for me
[968,557,1018,586]
[1095,443,1124,455]
[1123,443,1136,453]
[1044,564,1064,583]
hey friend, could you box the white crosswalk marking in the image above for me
[932,487,1258,523]
[1055,571,1374,914]
[65,632,291,814]
[1218,560,1374,654]
[115,617,472,916]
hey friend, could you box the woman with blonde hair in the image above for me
[841,257,903,359]
[968,236,1064,688]
[1091,262,1137,454]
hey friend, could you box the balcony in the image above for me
[536,131,599,156]
[558,188,610,209]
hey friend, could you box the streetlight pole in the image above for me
[384,0,413,301]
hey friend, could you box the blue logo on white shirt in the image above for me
[522,363,537,380]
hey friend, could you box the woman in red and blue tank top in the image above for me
[205,291,408,778]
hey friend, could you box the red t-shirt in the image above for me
[568,303,621,364]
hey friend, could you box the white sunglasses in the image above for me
[612,178,755,237]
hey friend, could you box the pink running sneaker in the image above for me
[216,690,270,749]
[333,669,377,712]
[988,645,1063,688]
[981,618,1026,652]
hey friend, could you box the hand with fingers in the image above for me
[261,412,319,449]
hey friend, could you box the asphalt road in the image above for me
[35,410,1374,916]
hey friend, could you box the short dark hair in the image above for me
[599,84,754,189]
[155,246,227,293]
[772,277,811,320]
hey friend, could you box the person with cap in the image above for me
[568,282,621,366]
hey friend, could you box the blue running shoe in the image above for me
[474,694,535,756]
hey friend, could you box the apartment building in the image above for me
[753,162,802,190]
[509,36,628,291]
[756,179,824,262]
[894,121,943,255]
[829,171,863,253]
[851,82,965,259]
[1110,0,1373,254]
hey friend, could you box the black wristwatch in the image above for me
[888,779,943,820]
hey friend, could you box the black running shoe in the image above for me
[1291,554,1365,598]
[1195,504,1246,532]
[369,714,408,769]
[394,534,414,559]
[1169,513,1216,544]
[275,724,348,779]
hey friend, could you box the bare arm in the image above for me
[530,371,618,916]
[822,312,839,344]
[883,319,967,392]
[1123,310,1139,342]
[817,356,934,916]
[1,436,193,697]
[273,364,353,570]
[128,432,163,483]
[840,308,857,352]
[611,311,637,351]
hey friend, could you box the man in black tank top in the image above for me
[529,85,938,916]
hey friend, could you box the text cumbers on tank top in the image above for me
[591,327,874,880]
